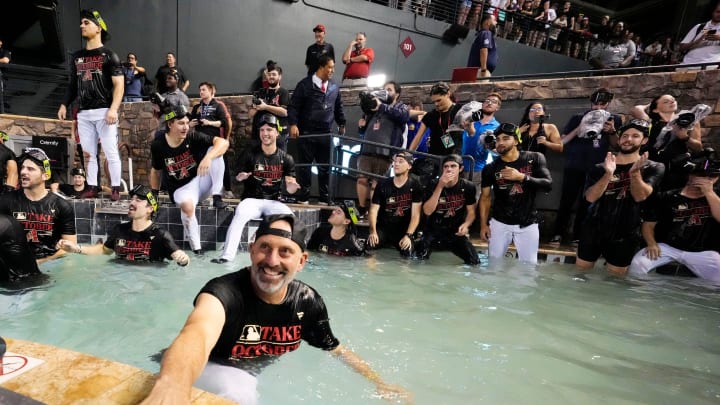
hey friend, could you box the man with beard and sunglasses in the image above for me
[0,148,76,265]
[57,185,189,266]
[142,214,410,405]
[576,119,665,276]
[479,123,552,265]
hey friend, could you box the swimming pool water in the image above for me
[2,251,719,404]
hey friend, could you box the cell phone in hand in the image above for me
[707,29,717,35]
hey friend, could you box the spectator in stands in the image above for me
[57,9,124,201]
[367,152,423,256]
[342,32,374,87]
[557,1,577,54]
[467,13,498,78]
[531,1,555,48]
[420,154,479,264]
[548,12,568,52]
[58,185,190,266]
[0,38,11,64]
[408,82,463,178]
[154,52,189,94]
[679,1,720,68]
[305,24,335,76]
[288,54,346,205]
[122,52,147,102]
[249,62,290,149]
[660,36,677,64]
[457,0,473,26]
[589,21,635,69]
[517,102,563,155]
[150,105,229,254]
[479,123,552,265]
[575,120,665,276]
[643,38,663,66]
[0,130,17,194]
[461,93,501,199]
[308,202,366,257]
[629,154,720,282]
[356,81,408,217]
[550,88,622,245]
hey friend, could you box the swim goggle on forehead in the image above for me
[21,147,52,177]
[130,185,159,213]
[256,113,280,131]
[0,130,8,142]
[619,118,651,136]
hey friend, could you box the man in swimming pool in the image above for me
[57,185,190,265]
[141,214,410,405]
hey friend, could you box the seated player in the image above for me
[308,201,366,256]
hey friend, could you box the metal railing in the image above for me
[290,132,475,201]
[0,64,69,118]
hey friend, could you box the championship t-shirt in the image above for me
[372,176,423,232]
[585,160,665,238]
[151,130,217,195]
[235,147,295,200]
[307,224,365,256]
[642,190,720,253]
[424,178,476,234]
[104,222,181,262]
[198,268,340,365]
[0,143,16,184]
[58,183,87,198]
[63,46,124,110]
[0,190,76,258]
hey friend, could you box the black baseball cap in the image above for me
[393,151,414,165]
[254,214,307,251]
[70,167,86,177]
[130,184,159,213]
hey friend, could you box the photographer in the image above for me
[461,94,501,200]
[550,88,622,245]
[355,81,409,217]
[122,52,146,102]
[630,95,705,191]
[249,62,290,149]
[629,149,720,282]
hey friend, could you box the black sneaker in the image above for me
[210,258,228,264]
[212,195,227,209]
[193,249,205,256]
[549,235,561,245]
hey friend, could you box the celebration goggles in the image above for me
[130,184,159,213]
[0,130,8,142]
[20,147,52,177]
[256,113,280,131]
[494,122,520,138]
[619,118,651,137]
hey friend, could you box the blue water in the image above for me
[2,251,719,404]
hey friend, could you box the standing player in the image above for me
[57,9,124,201]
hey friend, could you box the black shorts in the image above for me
[577,227,639,267]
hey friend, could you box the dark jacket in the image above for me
[288,76,346,135]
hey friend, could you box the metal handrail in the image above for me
[290,132,476,201]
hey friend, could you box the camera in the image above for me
[674,112,695,129]
[150,92,171,110]
[577,110,612,139]
[252,96,262,106]
[483,131,497,150]
[359,89,390,115]
[674,148,720,176]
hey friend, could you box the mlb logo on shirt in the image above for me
[117,239,126,246]
[13,212,26,221]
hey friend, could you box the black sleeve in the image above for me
[155,228,182,259]
[528,153,552,192]
[347,234,367,256]
[287,82,305,126]
[283,153,296,178]
[334,89,346,127]
[235,150,253,175]
[150,139,166,170]
[481,163,496,190]
[642,161,665,191]
[190,103,200,120]
[307,225,327,251]
[215,101,229,129]
[104,223,120,250]
[57,198,76,236]
[301,291,340,351]
[304,46,312,67]
[464,182,477,205]
[278,88,290,108]
[188,130,217,149]
[562,113,583,135]
[62,54,78,107]
[108,51,124,77]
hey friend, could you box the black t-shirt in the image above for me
[236,147,295,200]
[104,221,181,262]
[424,178,476,235]
[151,130,217,195]
[585,160,665,238]
[198,268,340,365]
[372,176,423,232]
[305,43,335,75]
[0,143,16,183]
[482,151,552,226]
[63,46,124,110]
[252,87,290,140]
[0,190,76,258]
[191,98,229,139]
[421,104,464,156]
[307,224,365,256]
[642,190,720,253]
[58,183,87,198]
